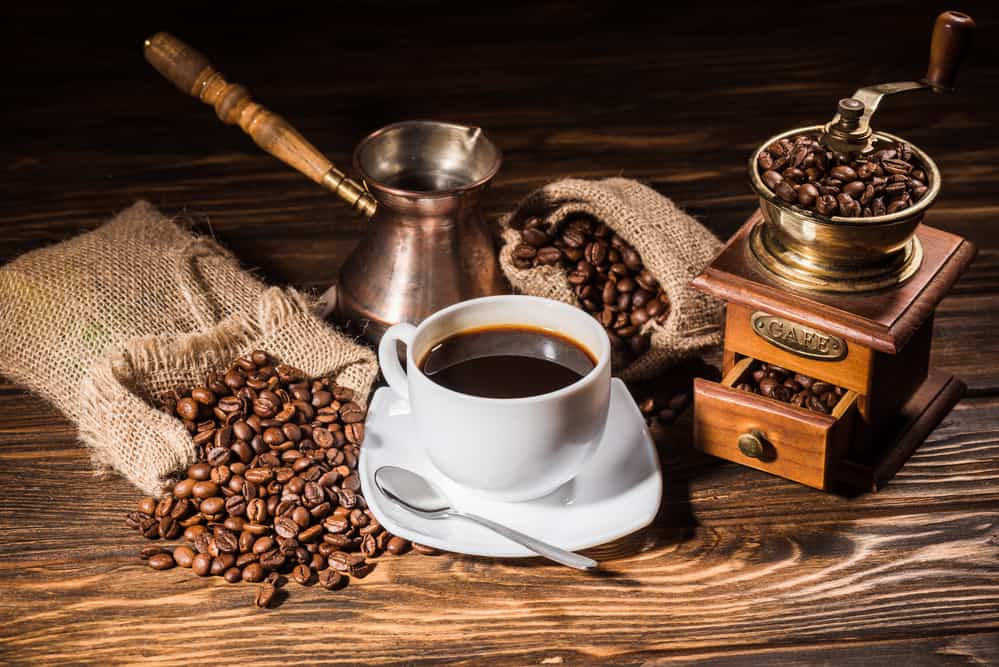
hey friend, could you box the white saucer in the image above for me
[359,378,663,557]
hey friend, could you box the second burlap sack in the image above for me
[0,201,378,495]
[499,177,724,382]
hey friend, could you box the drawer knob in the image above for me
[738,430,766,459]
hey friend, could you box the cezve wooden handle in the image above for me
[144,32,376,218]
[924,11,975,92]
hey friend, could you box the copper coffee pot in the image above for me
[143,33,509,344]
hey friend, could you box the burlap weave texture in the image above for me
[0,201,377,495]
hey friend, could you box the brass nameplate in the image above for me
[750,311,847,361]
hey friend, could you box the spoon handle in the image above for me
[449,511,598,571]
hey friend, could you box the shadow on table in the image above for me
[449,412,720,582]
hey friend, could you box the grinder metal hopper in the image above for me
[746,11,975,293]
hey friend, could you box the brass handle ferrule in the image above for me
[321,169,377,219]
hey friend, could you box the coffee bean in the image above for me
[291,506,312,529]
[182,525,206,542]
[797,182,819,207]
[829,165,857,182]
[241,562,265,583]
[887,197,909,214]
[535,246,562,265]
[326,551,355,573]
[208,555,229,576]
[224,494,247,517]
[139,545,167,560]
[217,395,243,413]
[247,350,269,366]
[187,461,212,482]
[253,583,278,609]
[339,402,365,424]
[345,422,364,445]
[857,161,877,179]
[173,545,195,568]
[635,270,659,293]
[774,180,797,203]
[513,243,538,263]
[762,170,783,190]
[275,516,300,539]
[521,227,550,247]
[148,553,176,570]
[191,387,216,406]
[837,193,861,217]
[158,516,181,539]
[215,530,239,554]
[842,180,866,198]
[191,480,219,499]
[882,158,913,175]
[319,569,344,590]
[191,553,212,577]
[224,369,245,390]
[171,480,195,502]
[200,496,225,516]
[815,194,838,216]
[292,564,313,585]
[386,536,411,555]
[176,397,200,421]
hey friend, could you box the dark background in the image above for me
[4,1,996,292]
[2,2,999,664]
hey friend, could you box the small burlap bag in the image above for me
[499,177,724,382]
[0,201,377,495]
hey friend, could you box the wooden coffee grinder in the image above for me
[691,11,977,492]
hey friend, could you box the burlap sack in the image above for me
[0,201,378,495]
[499,177,724,382]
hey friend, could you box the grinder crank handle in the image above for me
[143,32,377,218]
[923,10,976,92]
[825,11,975,156]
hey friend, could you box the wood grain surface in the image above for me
[2,2,998,665]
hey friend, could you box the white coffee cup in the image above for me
[378,295,612,502]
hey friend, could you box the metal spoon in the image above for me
[374,466,598,571]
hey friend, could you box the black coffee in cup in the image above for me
[418,325,596,399]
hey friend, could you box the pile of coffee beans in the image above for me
[512,215,670,365]
[757,133,929,217]
[734,361,845,415]
[125,350,440,609]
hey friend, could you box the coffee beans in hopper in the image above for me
[124,350,441,609]
[513,215,670,365]
[757,133,929,217]
[734,361,845,415]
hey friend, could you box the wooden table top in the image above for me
[2,3,998,664]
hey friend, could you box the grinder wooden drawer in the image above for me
[693,358,859,490]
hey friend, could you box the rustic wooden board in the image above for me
[2,2,998,664]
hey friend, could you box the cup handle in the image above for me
[378,323,417,400]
